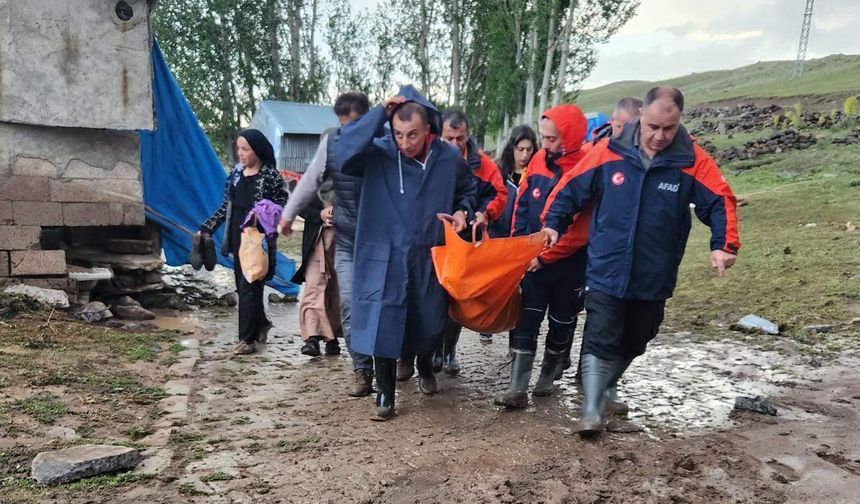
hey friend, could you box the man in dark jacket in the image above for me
[335,85,477,421]
[279,92,374,397]
[543,87,740,434]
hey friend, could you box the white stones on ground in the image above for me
[133,448,174,476]
[113,304,156,321]
[45,426,80,440]
[76,301,113,323]
[732,314,780,335]
[31,444,141,485]
[3,284,70,309]
[117,295,142,307]
[164,379,191,396]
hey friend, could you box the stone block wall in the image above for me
[0,0,154,290]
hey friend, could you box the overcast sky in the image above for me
[349,0,860,89]
[582,0,860,88]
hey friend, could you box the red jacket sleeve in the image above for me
[684,145,740,254]
[479,154,508,221]
[539,205,592,264]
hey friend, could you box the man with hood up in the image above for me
[335,85,477,421]
[493,104,592,409]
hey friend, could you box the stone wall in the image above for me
[0,0,154,289]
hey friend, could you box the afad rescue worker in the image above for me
[494,104,591,409]
[335,85,477,421]
[426,109,508,376]
[543,87,740,435]
[590,97,642,144]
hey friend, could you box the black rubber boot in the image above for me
[416,352,438,395]
[442,328,461,376]
[372,358,396,421]
[605,358,633,415]
[555,336,575,380]
[493,350,535,409]
[533,349,565,397]
[432,347,443,373]
[396,353,415,382]
[576,353,616,435]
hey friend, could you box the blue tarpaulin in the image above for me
[139,41,299,295]
[586,112,610,140]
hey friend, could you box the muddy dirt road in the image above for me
[100,300,860,504]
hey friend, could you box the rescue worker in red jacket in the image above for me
[493,104,591,409]
[543,87,740,434]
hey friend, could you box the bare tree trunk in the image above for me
[553,1,576,106]
[523,24,538,127]
[417,0,435,97]
[267,0,285,100]
[450,0,461,105]
[538,0,558,116]
[286,0,303,101]
[307,0,319,101]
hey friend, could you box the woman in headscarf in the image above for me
[200,129,290,355]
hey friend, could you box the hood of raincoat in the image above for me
[392,84,443,135]
[541,104,588,156]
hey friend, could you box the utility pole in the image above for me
[792,0,815,77]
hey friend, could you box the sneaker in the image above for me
[233,341,256,355]
[348,370,374,397]
[479,333,493,343]
[300,338,321,357]
[324,339,341,356]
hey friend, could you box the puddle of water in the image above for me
[199,299,812,436]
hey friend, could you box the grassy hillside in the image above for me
[668,125,860,346]
[575,54,860,113]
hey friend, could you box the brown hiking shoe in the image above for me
[233,342,256,355]
[348,370,374,397]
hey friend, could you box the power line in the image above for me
[793,0,815,77]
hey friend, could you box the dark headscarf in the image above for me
[239,129,276,169]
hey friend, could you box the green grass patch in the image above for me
[126,344,158,362]
[200,471,233,482]
[275,435,319,453]
[667,142,860,343]
[169,430,205,444]
[125,425,154,440]
[178,482,210,496]
[62,471,152,491]
[14,393,68,424]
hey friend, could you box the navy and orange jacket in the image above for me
[465,138,507,222]
[542,119,740,300]
[512,104,591,265]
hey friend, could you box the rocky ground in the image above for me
[3,298,860,503]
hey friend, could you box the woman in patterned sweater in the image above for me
[200,129,290,355]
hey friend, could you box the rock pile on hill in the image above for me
[831,126,860,145]
[689,103,782,135]
[716,129,816,162]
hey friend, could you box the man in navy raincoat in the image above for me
[335,85,477,420]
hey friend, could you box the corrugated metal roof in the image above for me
[254,100,338,135]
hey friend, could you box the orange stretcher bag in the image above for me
[431,215,545,333]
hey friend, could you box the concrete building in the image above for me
[249,101,338,173]
[0,0,155,295]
